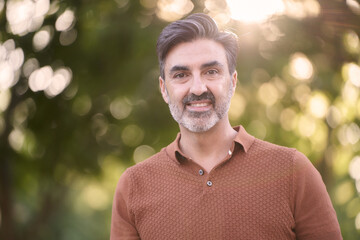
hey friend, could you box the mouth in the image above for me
[186,100,212,111]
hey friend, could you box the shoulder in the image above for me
[126,147,172,179]
[250,138,297,162]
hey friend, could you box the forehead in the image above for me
[164,39,228,71]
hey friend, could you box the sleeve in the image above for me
[110,169,140,240]
[292,151,342,240]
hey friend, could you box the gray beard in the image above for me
[166,84,233,133]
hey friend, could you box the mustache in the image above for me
[182,92,215,105]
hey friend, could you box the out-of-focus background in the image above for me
[0,0,359,239]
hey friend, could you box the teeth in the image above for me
[189,103,209,107]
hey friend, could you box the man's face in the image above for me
[159,38,237,133]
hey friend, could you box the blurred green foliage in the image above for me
[0,0,360,239]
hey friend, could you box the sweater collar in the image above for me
[165,125,255,165]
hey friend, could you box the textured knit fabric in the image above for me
[110,126,342,240]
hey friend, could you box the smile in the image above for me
[186,101,212,112]
[188,102,210,107]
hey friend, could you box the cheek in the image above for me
[167,86,188,102]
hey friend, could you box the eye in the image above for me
[206,69,218,75]
[174,72,186,78]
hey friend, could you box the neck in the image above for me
[178,117,237,172]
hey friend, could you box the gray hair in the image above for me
[156,13,239,80]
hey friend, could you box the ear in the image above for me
[231,70,238,94]
[159,76,169,104]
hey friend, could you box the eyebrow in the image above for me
[169,65,189,74]
[169,61,224,74]
[200,61,224,69]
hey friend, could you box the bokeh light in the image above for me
[0,90,11,112]
[59,28,78,46]
[289,52,314,81]
[343,30,360,55]
[80,184,110,210]
[72,95,92,116]
[0,39,24,91]
[6,0,50,36]
[55,9,75,31]
[229,92,246,121]
[284,0,320,19]
[335,180,355,205]
[257,82,279,106]
[28,65,72,97]
[326,106,342,129]
[226,0,285,23]
[133,145,156,163]
[8,128,25,152]
[121,124,144,147]
[280,108,297,131]
[28,66,53,92]
[156,0,194,22]
[347,0,360,15]
[33,26,54,52]
[337,123,360,146]
[91,113,109,139]
[110,97,132,120]
[349,156,360,182]
[22,58,40,78]
[0,0,4,13]
[356,213,360,230]
[343,62,360,87]
[307,92,329,119]
[297,114,316,137]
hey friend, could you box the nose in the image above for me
[189,74,207,96]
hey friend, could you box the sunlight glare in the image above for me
[226,0,285,23]
[284,0,320,19]
[156,0,194,22]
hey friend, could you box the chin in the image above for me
[181,116,219,133]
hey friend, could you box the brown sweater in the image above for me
[111,126,342,240]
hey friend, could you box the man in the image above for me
[110,13,342,239]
